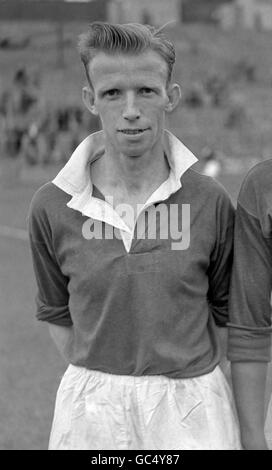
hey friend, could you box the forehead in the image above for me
[88,50,168,88]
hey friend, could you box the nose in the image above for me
[122,92,140,121]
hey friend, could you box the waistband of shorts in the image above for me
[66,364,221,385]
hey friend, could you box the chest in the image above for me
[100,188,154,230]
[54,199,215,280]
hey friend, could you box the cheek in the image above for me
[150,108,166,127]
[97,109,116,129]
[143,99,166,116]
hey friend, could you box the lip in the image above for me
[118,128,150,134]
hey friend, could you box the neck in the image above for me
[92,139,170,195]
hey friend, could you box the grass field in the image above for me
[0,175,68,450]
[1,20,272,449]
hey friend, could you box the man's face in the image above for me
[85,50,176,157]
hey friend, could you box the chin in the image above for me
[126,152,144,158]
[121,142,150,156]
[122,148,147,158]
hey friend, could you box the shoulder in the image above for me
[239,159,272,198]
[238,159,272,215]
[28,182,71,242]
[243,158,272,181]
[237,159,272,236]
[181,168,233,205]
[29,182,70,218]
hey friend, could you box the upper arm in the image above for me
[228,203,272,362]
[28,190,73,326]
[207,191,235,326]
[230,203,272,328]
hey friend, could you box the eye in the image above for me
[103,89,120,98]
[139,87,155,96]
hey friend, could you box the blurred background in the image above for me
[0,0,272,449]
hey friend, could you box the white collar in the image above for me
[52,130,198,246]
[52,129,198,200]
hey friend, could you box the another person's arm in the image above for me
[228,198,272,450]
[231,362,268,449]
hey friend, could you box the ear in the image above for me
[82,86,98,116]
[165,83,181,113]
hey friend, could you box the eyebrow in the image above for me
[96,82,163,95]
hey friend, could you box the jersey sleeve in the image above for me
[207,189,235,327]
[28,189,73,326]
[227,202,272,362]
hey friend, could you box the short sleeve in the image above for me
[227,202,272,362]
[207,189,235,327]
[28,190,73,326]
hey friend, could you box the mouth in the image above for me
[118,128,150,135]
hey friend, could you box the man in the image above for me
[228,160,272,450]
[28,22,240,449]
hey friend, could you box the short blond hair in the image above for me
[78,22,176,87]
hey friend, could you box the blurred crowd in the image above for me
[0,62,260,175]
[0,67,100,166]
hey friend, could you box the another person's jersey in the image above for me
[228,159,272,363]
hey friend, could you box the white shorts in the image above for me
[265,394,272,449]
[49,365,241,450]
